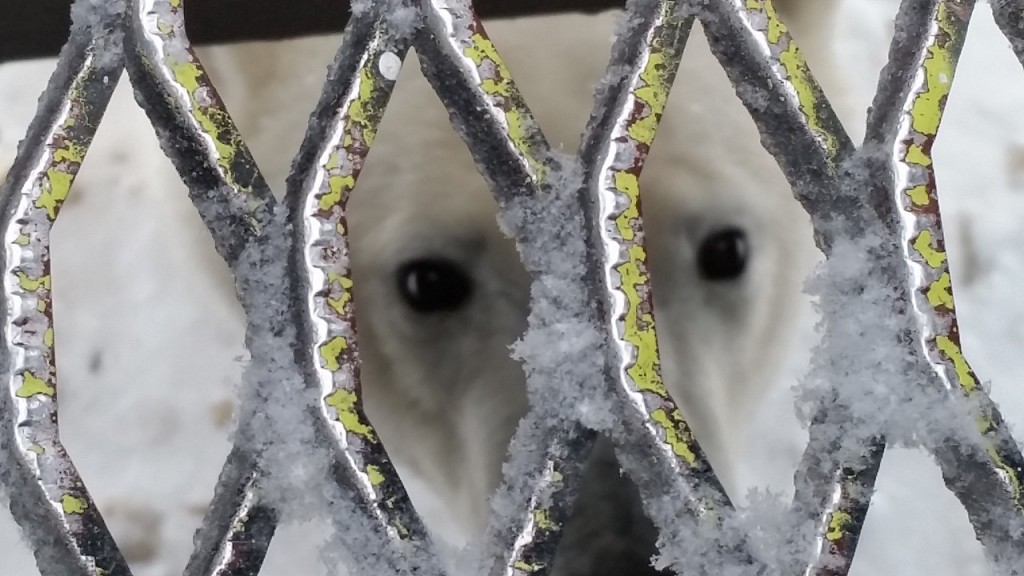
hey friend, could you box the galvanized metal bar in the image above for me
[863,0,1024,566]
[285,0,436,555]
[0,6,131,576]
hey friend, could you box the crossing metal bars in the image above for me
[1,0,1023,575]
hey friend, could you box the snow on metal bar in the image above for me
[181,458,276,576]
[123,1,284,573]
[413,3,587,572]
[693,2,880,573]
[863,0,1024,563]
[573,0,759,568]
[285,2,430,550]
[125,1,441,575]
[793,432,882,576]
[124,0,276,262]
[495,428,595,576]
[698,0,855,251]
[989,0,1024,69]
[8,0,1024,574]
[416,0,753,572]
[0,8,133,576]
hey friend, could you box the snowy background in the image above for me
[2,0,1024,574]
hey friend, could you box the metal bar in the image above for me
[491,424,596,576]
[181,448,277,576]
[285,0,435,556]
[573,1,762,572]
[124,1,446,574]
[698,0,856,252]
[693,2,880,574]
[413,4,588,574]
[416,0,759,573]
[0,5,131,576]
[122,1,283,573]
[5,0,1024,574]
[792,418,882,576]
[123,0,276,264]
[1,0,628,64]
[862,0,1024,567]
[987,0,1024,72]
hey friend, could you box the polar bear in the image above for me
[0,1,841,573]
[197,0,842,572]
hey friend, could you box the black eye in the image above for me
[397,258,474,313]
[697,227,749,281]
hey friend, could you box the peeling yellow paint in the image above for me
[912,230,947,268]
[513,560,544,573]
[628,50,669,145]
[15,372,54,398]
[61,494,87,514]
[37,168,74,220]
[347,66,382,148]
[533,508,557,532]
[906,185,930,207]
[326,273,354,316]
[926,272,954,310]
[324,388,375,441]
[825,510,851,541]
[935,335,976,393]
[464,32,546,180]
[17,271,51,293]
[650,408,697,467]
[319,336,349,372]
[906,143,933,167]
[169,60,249,194]
[910,4,956,136]
[367,464,385,486]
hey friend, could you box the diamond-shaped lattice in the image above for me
[1,0,1023,575]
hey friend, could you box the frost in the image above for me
[498,152,614,430]
[388,3,423,39]
[797,150,986,461]
[69,0,126,69]
[224,205,439,575]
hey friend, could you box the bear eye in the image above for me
[397,258,474,313]
[697,227,749,281]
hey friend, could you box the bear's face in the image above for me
[342,17,817,543]
[198,6,825,550]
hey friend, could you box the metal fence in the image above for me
[1,0,1023,575]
